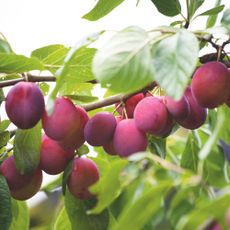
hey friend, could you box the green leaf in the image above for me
[148,135,166,158]
[10,200,29,230]
[31,44,69,73]
[0,120,11,132]
[221,7,230,32]
[14,122,42,174]
[47,31,102,115]
[112,182,172,230]
[0,175,12,230]
[88,159,127,214]
[0,53,44,73]
[181,133,199,172]
[197,5,224,16]
[83,0,125,21]
[0,131,10,148]
[150,0,181,17]
[152,29,199,100]
[62,160,73,195]
[199,106,225,160]
[54,207,71,230]
[0,39,13,54]
[189,0,205,18]
[93,26,154,93]
[65,189,110,230]
[177,193,230,230]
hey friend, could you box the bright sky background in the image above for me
[0,0,229,206]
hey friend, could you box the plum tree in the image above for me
[191,62,230,108]
[58,106,89,151]
[164,95,190,122]
[42,97,81,141]
[178,87,207,130]
[134,96,168,135]
[0,156,42,200]
[67,157,99,200]
[5,82,45,129]
[84,112,116,146]
[40,135,75,175]
[113,119,147,157]
[115,93,144,118]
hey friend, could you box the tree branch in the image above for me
[83,82,157,111]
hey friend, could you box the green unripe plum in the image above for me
[0,156,42,200]
[40,135,75,175]
[5,82,45,129]
[67,157,99,200]
[191,62,230,108]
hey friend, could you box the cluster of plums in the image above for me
[0,61,229,201]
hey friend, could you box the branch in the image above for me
[83,82,157,111]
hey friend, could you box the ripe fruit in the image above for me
[58,106,89,151]
[115,93,144,118]
[84,112,116,146]
[0,156,42,200]
[42,97,81,141]
[134,97,168,135]
[154,113,175,137]
[113,119,147,157]
[40,135,75,175]
[178,87,207,130]
[164,95,190,122]
[191,62,230,108]
[5,82,44,129]
[67,157,99,200]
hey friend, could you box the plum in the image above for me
[5,82,44,129]
[67,157,99,200]
[134,96,168,135]
[84,112,116,146]
[42,97,81,141]
[115,93,144,118]
[164,95,190,122]
[178,87,207,130]
[58,106,89,151]
[0,155,42,200]
[113,119,147,157]
[191,62,230,108]
[40,135,75,175]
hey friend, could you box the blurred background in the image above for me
[0,0,229,228]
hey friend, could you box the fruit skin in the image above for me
[67,157,99,200]
[115,93,144,118]
[0,156,42,200]
[5,82,45,129]
[164,95,190,122]
[191,62,230,108]
[178,87,207,130]
[42,97,81,141]
[58,106,89,151]
[102,116,123,155]
[84,112,116,146]
[113,119,147,157]
[134,97,168,135]
[40,135,75,175]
